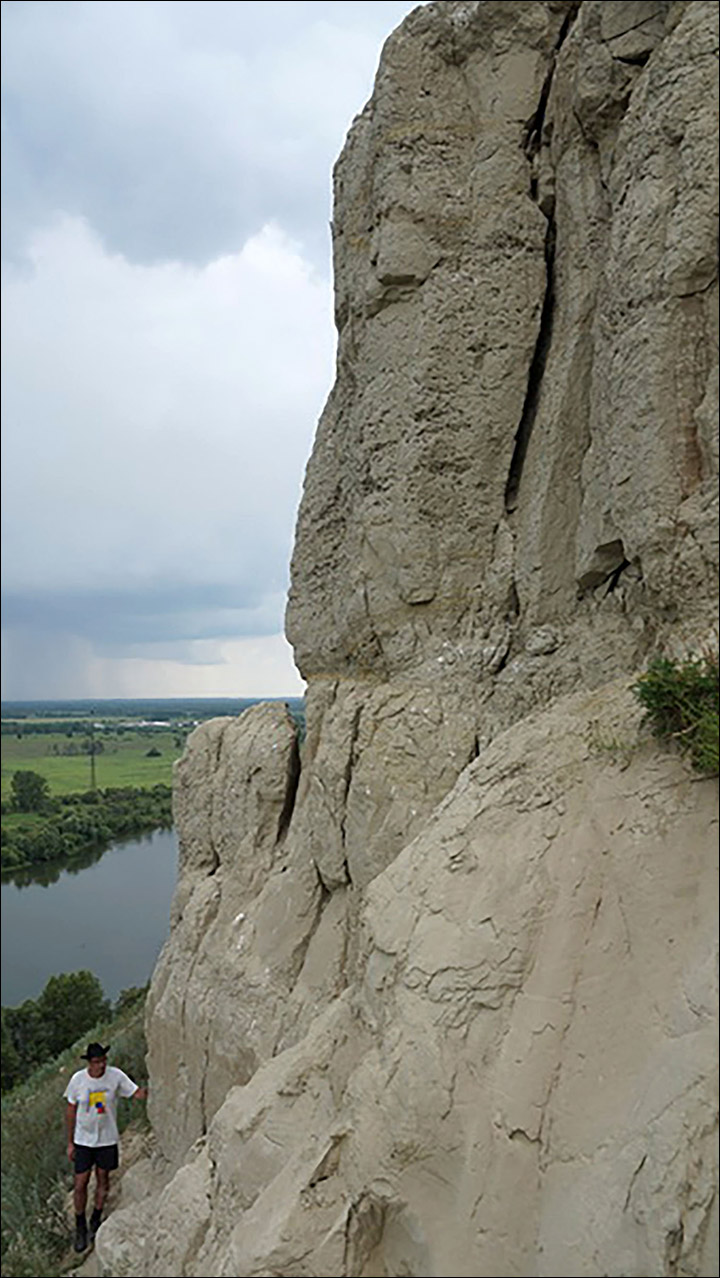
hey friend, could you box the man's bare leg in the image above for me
[94,1167,110,1213]
[89,1167,110,1241]
[73,1169,91,1217]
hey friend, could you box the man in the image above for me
[64,1041,147,1253]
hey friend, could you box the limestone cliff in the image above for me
[98,3,718,1276]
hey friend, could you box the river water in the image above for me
[1,828,178,1006]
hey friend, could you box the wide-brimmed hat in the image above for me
[81,1042,110,1060]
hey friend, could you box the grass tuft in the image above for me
[632,653,719,775]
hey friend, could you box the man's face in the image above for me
[87,1056,107,1078]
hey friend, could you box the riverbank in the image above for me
[1,785,172,875]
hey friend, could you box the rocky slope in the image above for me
[97,3,718,1275]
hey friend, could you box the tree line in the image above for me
[1,971,146,1093]
[1,719,100,736]
[2,719,182,736]
[1,774,173,872]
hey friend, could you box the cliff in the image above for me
[97,3,718,1275]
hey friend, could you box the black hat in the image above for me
[81,1042,110,1060]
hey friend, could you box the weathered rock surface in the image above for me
[98,3,718,1275]
[98,683,718,1277]
[146,703,304,1162]
[287,0,718,700]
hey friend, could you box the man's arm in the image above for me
[66,1102,78,1162]
[117,1068,148,1102]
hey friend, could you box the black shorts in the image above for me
[74,1144,119,1174]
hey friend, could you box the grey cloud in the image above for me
[1,580,285,648]
[1,0,419,268]
[1,1,422,696]
[1,213,331,693]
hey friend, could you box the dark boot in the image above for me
[89,1207,103,1243]
[74,1214,88,1253]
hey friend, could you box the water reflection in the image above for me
[2,842,108,888]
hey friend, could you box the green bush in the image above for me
[632,653,719,775]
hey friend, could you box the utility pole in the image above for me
[89,715,97,791]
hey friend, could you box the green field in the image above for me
[1,729,184,800]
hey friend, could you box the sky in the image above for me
[1,0,420,700]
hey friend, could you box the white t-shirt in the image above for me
[64,1065,137,1147]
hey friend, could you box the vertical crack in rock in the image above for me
[507,580,520,623]
[206,723,227,876]
[522,4,576,166]
[505,8,577,515]
[361,580,387,676]
[199,1037,210,1136]
[339,705,363,882]
[276,725,302,844]
[504,210,556,515]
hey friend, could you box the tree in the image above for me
[113,985,147,1016]
[36,971,110,1058]
[3,996,45,1070]
[2,972,111,1089]
[1,1011,22,1091]
[10,770,51,813]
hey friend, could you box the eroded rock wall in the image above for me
[282,0,719,914]
[98,3,718,1275]
[146,704,309,1162]
[101,684,718,1278]
[287,0,718,693]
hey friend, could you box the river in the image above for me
[1,827,178,1006]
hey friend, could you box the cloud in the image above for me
[1,1,423,697]
[1,0,418,268]
[1,627,304,699]
[1,214,333,691]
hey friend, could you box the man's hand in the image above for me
[133,1087,148,1102]
[67,1141,75,1163]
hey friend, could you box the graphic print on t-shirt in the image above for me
[88,1090,107,1115]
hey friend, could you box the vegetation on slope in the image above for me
[1,987,148,1278]
[632,653,719,775]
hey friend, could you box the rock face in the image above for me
[287,0,718,699]
[97,3,718,1276]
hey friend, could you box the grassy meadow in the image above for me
[1,728,184,801]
